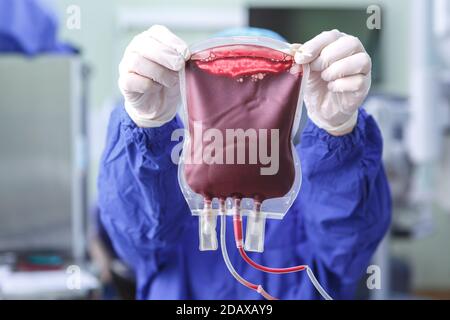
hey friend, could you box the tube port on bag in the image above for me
[244,203,266,253]
[198,201,218,251]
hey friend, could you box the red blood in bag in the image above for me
[184,45,302,201]
[193,45,294,78]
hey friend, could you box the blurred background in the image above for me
[0,0,449,300]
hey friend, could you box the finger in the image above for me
[311,35,365,72]
[327,74,371,93]
[121,52,179,88]
[129,33,186,71]
[119,72,157,94]
[147,25,190,61]
[294,29,343,64]
[321,52,372,82]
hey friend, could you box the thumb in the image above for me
[293,30,343,64]
[290,43,314,65]
[294,48,314,65]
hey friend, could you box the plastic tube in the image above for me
[219,204,277,300]
[244,202,266,253]
[234,215,306,274]
[306,266,333,300]
[199,200,218,251]
[233,210,333,300]
[238,246,306,273]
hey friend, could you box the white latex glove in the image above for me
[118,25,190,128]
[294,30,372,136]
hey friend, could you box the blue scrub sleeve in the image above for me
[98,107,189,273]
[293,109,392,299]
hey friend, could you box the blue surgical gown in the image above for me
[98,106,391,300]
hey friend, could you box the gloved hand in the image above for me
[294,30,372,136]
[118,25,190,128]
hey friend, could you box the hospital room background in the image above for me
[1,0,450,300]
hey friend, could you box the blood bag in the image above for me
[178,36,309,252]
[177,36,332,301]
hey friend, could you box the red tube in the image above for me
[233,215,307,274]
[233,215,244,248]
[240,278,258,291]
[221,201,278,300]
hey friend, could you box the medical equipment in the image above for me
[179,36,332,300]
[0,56,87,263]
[179,37,305,249]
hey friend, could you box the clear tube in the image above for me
[306,266,333,301]
[233,211,333,300]
[244,202,266,253]
[219,209,277,300]
[235,214,306,273]
[237,246,306,274]
[199,200,218,251]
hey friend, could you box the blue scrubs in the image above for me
[98,106,391,300]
